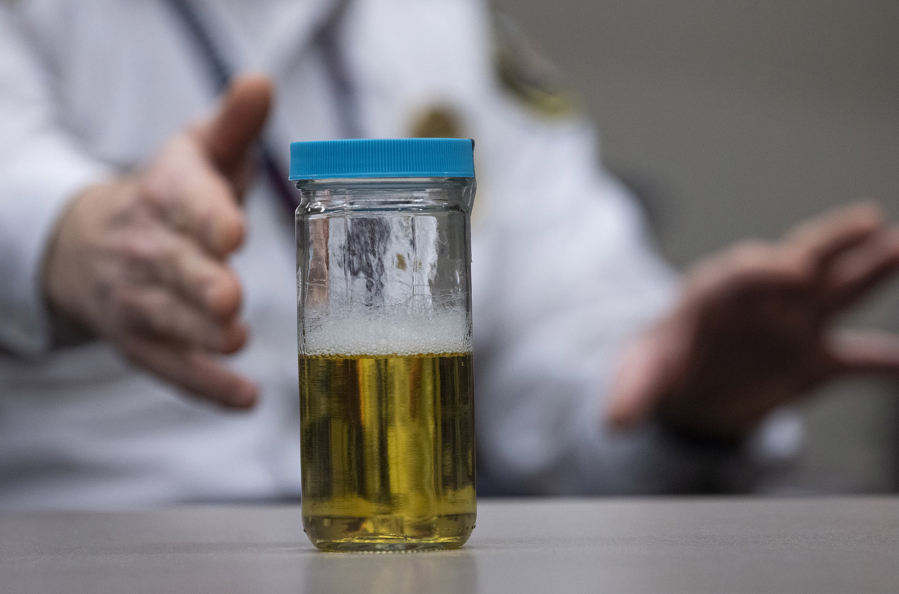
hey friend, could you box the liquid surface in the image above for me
[299,352,476,551]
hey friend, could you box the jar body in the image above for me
[296,178,476,551]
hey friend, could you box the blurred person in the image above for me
[2,0,899,507]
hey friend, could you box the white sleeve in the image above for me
[472,93,800,495]
[0,7,112,356]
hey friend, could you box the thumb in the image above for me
[196,74,273,181]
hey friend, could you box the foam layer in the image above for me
[302,310,471,357]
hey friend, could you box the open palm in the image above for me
[608,203,899,441]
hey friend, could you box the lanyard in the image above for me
[163,0,362,217]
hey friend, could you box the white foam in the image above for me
[301,310,471,357]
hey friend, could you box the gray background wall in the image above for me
[498,0,899,492]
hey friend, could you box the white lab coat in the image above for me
[0,0,798,508]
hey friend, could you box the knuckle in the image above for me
[138,171,176,214]
[163,301,208,345]
[158,237,187,275]
[154,301,180,334]
[117,235,155,266]
[155,296,218,348]
[212,208,246,254]
[140,180,166,209]
[180,308,218,348]
[207,271,242,319]
[108,286,139,320]
[116,238,167,286]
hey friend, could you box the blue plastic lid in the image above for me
[289,138,475,180]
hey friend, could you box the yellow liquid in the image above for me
[299,352,476,551]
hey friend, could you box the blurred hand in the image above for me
[607,203,899,441]
[43,75,273,409]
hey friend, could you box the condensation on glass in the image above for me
[295,169,477,551]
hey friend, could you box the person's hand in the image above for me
[42,75,273,409]
[607,203,899,441]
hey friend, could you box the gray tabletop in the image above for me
[2,497,898,594]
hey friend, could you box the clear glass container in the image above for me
[295,176,476,551]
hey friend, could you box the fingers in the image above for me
[691,203,885,299]
[194,74,273,179]
[151,230,243,320]
[787,202,883,270]
[685,240,810,303]
[114,286,248,354]
[117,224,243,321]
[826,228,899,310]
[141,140,247,257]
[778,202,899,314]
[109,223,246,357]
[829,330,899,375]
[784,201,899,313]
[174,250,242,321]
[121,336,259,409]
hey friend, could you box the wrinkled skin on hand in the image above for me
[42,75,273,409]
[608,203,899,441]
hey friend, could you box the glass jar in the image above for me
[291,139,477,552]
